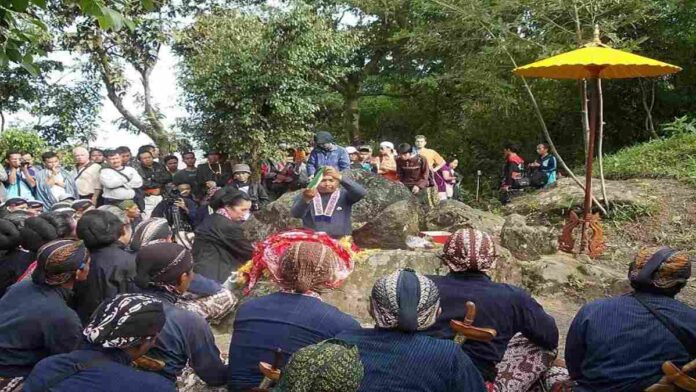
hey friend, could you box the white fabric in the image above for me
[100,166,143,200]
[143,195,162,219]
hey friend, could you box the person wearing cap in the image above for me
[306,131,350,178]
[26,200,44,216]
[137,149,172,218]
[426,229,559,390]
[0,240,90,388]
[100,149,144,205]
[3,198,28,214]
[134,243,228,386]
[396,143,430,196]
[290,166,367,239]
[357,145,378,173]
[72,199,95,220]
[73,146,102,206]
[336,269,486,391]
[224,163,269,213]
[34,151,78,209]
[4,151,36,202]
[564,247,695,392]
[346,146,362,170]
[73,209,137,324]
[196,150,231,194]
[229,242,360,391]
[23,293,174,392]
[377,141,398,181]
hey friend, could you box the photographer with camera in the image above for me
[3,151,36,202]
[151,183,198,233]
[224,164,269,214]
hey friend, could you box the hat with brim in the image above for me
[233,164,251,174]
[345,146,358,154]
[5,198,28,208]
[27,200,45,209]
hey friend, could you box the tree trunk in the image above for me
[92,33,170,153]
[0,107,5,133]
[639,79,659,139]
[342,74,361,143]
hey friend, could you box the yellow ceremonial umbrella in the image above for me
[513,26,681,256]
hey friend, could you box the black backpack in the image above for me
[529,168,548,188]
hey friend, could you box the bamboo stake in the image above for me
[597,79,610,211]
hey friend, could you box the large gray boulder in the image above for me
[425,199,505,236]
[352,200,421,249]
[500,214,558,261]
[344,169,416,224]
[242,191,303,242]
[518,253,627,299]
[323,249,447,323]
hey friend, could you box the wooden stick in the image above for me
[597,79,610,211]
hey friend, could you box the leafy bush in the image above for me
[600,132,696,186]
[0,128,47,161]
[660,115,696,137]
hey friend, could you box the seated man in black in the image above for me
[0,240,90,389]
[23,293,174,392]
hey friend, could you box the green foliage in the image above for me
[601,132,696,185]
[176,5,361,167]
[0,0,138,73]
[660,115,696,137]
[0,128,47,159]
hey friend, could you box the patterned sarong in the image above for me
[493,333,569,392]
[0,377,23,392]
[178,288,237,325]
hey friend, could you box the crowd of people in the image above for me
[0,131,692,392]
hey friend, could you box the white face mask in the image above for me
[243,211,251,222]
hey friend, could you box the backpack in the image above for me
[529,168,548,188]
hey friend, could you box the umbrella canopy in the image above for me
[513,40,681,80]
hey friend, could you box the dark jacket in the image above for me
[396,155,430,189]
[73,243,137,325]
[426,272,558,381]
[306,146,350,177]
[0,281,82,377]
[137,162,172,191]
[142,290,227,386]
[23,346,175,392]
[228,292,360,391]
[290,177,367,238]
[151,197,198,231]
[196,163,231,192]
[192,214,254,282]
[501,153,525,188]
[0,249,34,298]
[172,169,201,197]
[566,292,696,392]
[337,329,486,392]
[224,181,270,212]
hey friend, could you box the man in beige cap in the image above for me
[223,163,270,213]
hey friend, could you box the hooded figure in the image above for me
[306,131,350,177]
[337,269,485,392]
[565,247,695,392]
[23,293,174,392]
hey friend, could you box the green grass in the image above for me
[599,132,696,186]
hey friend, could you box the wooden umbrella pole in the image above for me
[580,75,600,254]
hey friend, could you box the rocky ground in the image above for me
[186,172,695,390]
